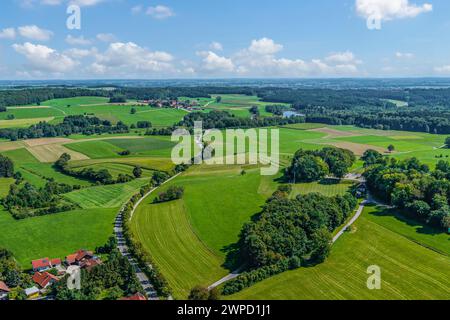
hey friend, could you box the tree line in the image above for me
[179,110,305,130]
[55,153,143,185]
[0,115,129,141]
[3,181,79,219]
[363,150,450,231]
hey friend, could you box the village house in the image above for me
[65,249,102,270]
[0,281,10,300]
[31,257,62,272]
[119,292,147,301]
[32,272,59,290]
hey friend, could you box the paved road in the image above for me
[332,200,367,243]
[115,173,181,300]
[115,211,159,300]
[129,173,182,221]
[208,269,242,290]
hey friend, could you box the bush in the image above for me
[154,186,184,203]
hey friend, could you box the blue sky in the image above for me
[0,0,448,79]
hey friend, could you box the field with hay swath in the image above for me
[228,206,450,300]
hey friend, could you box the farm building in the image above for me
[119,293,147,301]
[31,257,61,272]
[32,272,59,289]
[25,287,40,299]
[65,249,102,270]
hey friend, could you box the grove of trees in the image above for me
[223,185,357,295]
[285,147,356,182]
[363,151,450,231]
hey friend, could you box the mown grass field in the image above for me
[0,117,56,128]
[69,157,175,173]
[228,206,450,300]
[65,136,176,159]
[64,178,149,209]
[364,206,450,256]
[131,199,228,299]
[290,179,353,198]
[65,140,124,159]
[0,206,118,268]
[105,136,175,157]
[72,163,153,179]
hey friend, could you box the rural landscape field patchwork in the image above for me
[0,87,447,302]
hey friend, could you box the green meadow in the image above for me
[130,164,356,299]
[64,178,149,209]
[205,94,290,117]
[6,96,188,128]
[228,206,450,300]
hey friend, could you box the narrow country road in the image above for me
[208,269,242,290]
[332,200,367,243]
[115,173,181,300]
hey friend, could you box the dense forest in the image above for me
[363,151,450,231]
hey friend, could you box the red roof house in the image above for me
[66,250,100,270]
[32,258,52,272]
[51,258,62,266]
[32,272,59,289]
[0,281,10,293]
[119,293,147,301]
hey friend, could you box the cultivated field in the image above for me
[64,179,149,209]
[228,206,450,300]
[131,199,228,299]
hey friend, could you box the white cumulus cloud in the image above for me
[395,52,414,59]
[13,42,78,73]
[197,51,235,73]
[89,42,176,76]
[356,0,432,21]
[96,33,117,43]
[18,25,53,41]
[209,42,223,51]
